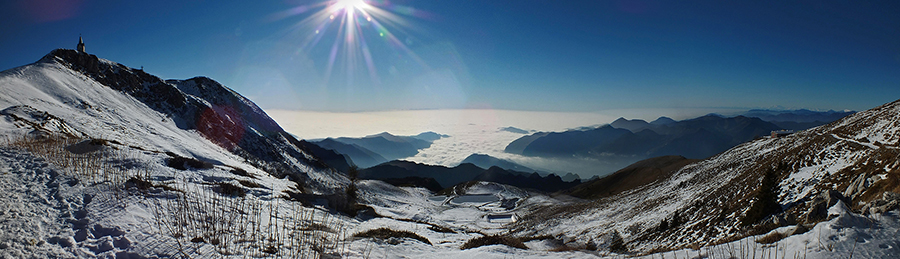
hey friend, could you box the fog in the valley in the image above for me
[268,108,738,177]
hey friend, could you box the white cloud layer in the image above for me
[267,108,730,177]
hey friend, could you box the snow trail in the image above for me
[0,147,73,257]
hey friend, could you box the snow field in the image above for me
[1,134,358,257]
[3,120,898,258]
[0,147,73,258]
[636,201,900,259]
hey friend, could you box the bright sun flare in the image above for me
[275,0,426,85]
[333,0,369,10]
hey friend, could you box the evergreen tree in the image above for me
[741,165,783,226]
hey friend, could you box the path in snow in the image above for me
[0,147,73,257]
[0,147,138,258]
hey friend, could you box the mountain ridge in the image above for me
[1,49,348,194]
[507,115,782,159]
[358,160,581,193]
[513,97,900,253]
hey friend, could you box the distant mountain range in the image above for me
[741,109,855,130]
[460,153,541,175]
[516,101,893,253]
[309,138,387,169]
[309,131,447,169]
[741,109,854,123]
[357,160,580,193]
[506,110,854,160]
[459,153,580,181]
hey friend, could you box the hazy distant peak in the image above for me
[412,131,449,142]
[364,131,447,142]
[498,126,530,134]
[460,153,540,175]
[610,117,652,132]
[367,131,396,138]
[612,117,648,123]
[650,116,676,125]
[741,109,856,123]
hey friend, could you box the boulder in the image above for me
[862,192,900,214]
[804,190,848,223]
[843,173,873,199]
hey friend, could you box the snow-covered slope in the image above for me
[0,49,596,258]
[0,49,347,195]
[0,49,355,257]
[514,99,900,256]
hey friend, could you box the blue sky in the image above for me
[2,0,899,112]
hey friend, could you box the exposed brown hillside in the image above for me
[563,156,698,200]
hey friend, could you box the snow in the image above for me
[831,133,881,149]
[1,52,899,258]
[827,99,900,146]
[0,60,244,171]
[515,107,900,254]
[357,181,532,235]
[779,140,866,204]
[0,148,73,258]
[3,135,898,258]
[639,201,900,259]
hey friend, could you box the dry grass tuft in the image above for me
[461,235,527,250]
[238,180,260,188]
[354,228,432,245]
[756,231,787,244]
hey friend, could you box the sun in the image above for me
[271,0,429,85]
[332,0,369,11]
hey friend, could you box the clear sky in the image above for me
[2,0,899,112]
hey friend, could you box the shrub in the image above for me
[460,235,526,250]
[166,155,213,170]
[347,166,359,180]
[550,245,580,252]
[608,231,627,253]
[230,168,251,177]
[585,241,597,251]
[656,219,669,232]
[88,138,109,146]
[216,182,246,197]
[671,211,683,228]
[346,183,358,205]
[125,177,153,190]
[353,228,431,245]
[428,225,455,234]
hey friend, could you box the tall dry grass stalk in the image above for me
[5,133,350,258]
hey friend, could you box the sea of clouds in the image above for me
[267,108,735,178]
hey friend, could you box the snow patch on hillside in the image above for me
[780,141,866,204]
[642,202,900,259]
